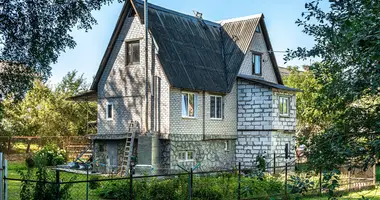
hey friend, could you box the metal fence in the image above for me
[2,161,377,200]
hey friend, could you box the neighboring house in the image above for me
[72,0,299,173]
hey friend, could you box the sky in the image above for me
[49,0,329,85]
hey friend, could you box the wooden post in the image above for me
[26,138,31,154]
[273,152,276,175]
[7,138,11,154]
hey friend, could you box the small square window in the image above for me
[126,41,140,65]
[106,103,113,120]
[210,95,223,119]
[252,53,262,75]
[178,151,194,162]
[279,96,290,116]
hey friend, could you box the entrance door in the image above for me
[107,141,118,173]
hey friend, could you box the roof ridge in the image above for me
[219,14,263,25]
[134,0,220,27]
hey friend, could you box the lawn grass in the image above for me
[302,186,380,200]
[6,161,102,200]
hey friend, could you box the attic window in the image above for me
[252,52,262,75]
[255,25,261,33]
[126,41,140,65]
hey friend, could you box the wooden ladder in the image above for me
[120,132,136,176]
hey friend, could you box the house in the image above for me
[71,0,299,174]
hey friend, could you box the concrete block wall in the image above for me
[237,80,273,130]
[238,28,278,84]
[236,131,295,169]
[272,90,297,131]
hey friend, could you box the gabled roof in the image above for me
[90,0,283,93]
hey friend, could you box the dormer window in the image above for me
[126,41,140,65]
[252,53,262,75]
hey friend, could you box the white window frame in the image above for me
[181,92,198,118]
[210,95,223,120]
[106,103,114,120]
[178,151,194,162]
[279,96,290,117]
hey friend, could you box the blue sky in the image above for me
[50,0,328,85]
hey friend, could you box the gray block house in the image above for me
[73,0,299,174]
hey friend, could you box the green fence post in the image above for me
[238,162,241,200]
[56,169,60,200]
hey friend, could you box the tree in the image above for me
[285,0,379,169]
[0,0,119,98]
[283,66,330,138]
[0,71,96,136]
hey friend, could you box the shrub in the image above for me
[33,144,67,166]
[89,176,101,190]
[18,157,76,200]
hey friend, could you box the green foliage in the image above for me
[283,66,331,138]
[241,175,283,198]
[33,144,67,166]
[96,174,283,200]
[0,70,96,136]
[89,176,101,190]
[287,175,315,195]
[18,155,76,200]
[0,1,121,98]
[285,0,380,168]
[322,169,340,200]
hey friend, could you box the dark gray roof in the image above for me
[91,0,284,93]
[134,0,227,93]
[237,74,301,92]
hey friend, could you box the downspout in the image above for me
[202,91,205,140]
[144,0,149,132]
[151,38,155,132]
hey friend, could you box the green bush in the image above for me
[89,176,101,190]
[96,173,283,200]
[33,144,67,166]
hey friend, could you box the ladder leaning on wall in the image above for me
[119,132,136,176]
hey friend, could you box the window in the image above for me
[279,96,290,116]
[182,92,198,118]
[224,141,231,151]
[255,24,261,33]
[178,151,194,161]
[252,53,262,75]
[126,41,140,65]
[210,95,223,119]
[106,103,113,120]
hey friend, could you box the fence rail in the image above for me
[2,161,377,200]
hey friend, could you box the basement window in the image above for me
[126,41,140,65]
[252,53,262,75]
[210,95,223,119]
[178,151,194,162]
[106,103,113,120]
[182,92,198,118]
[279,96,290,117]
